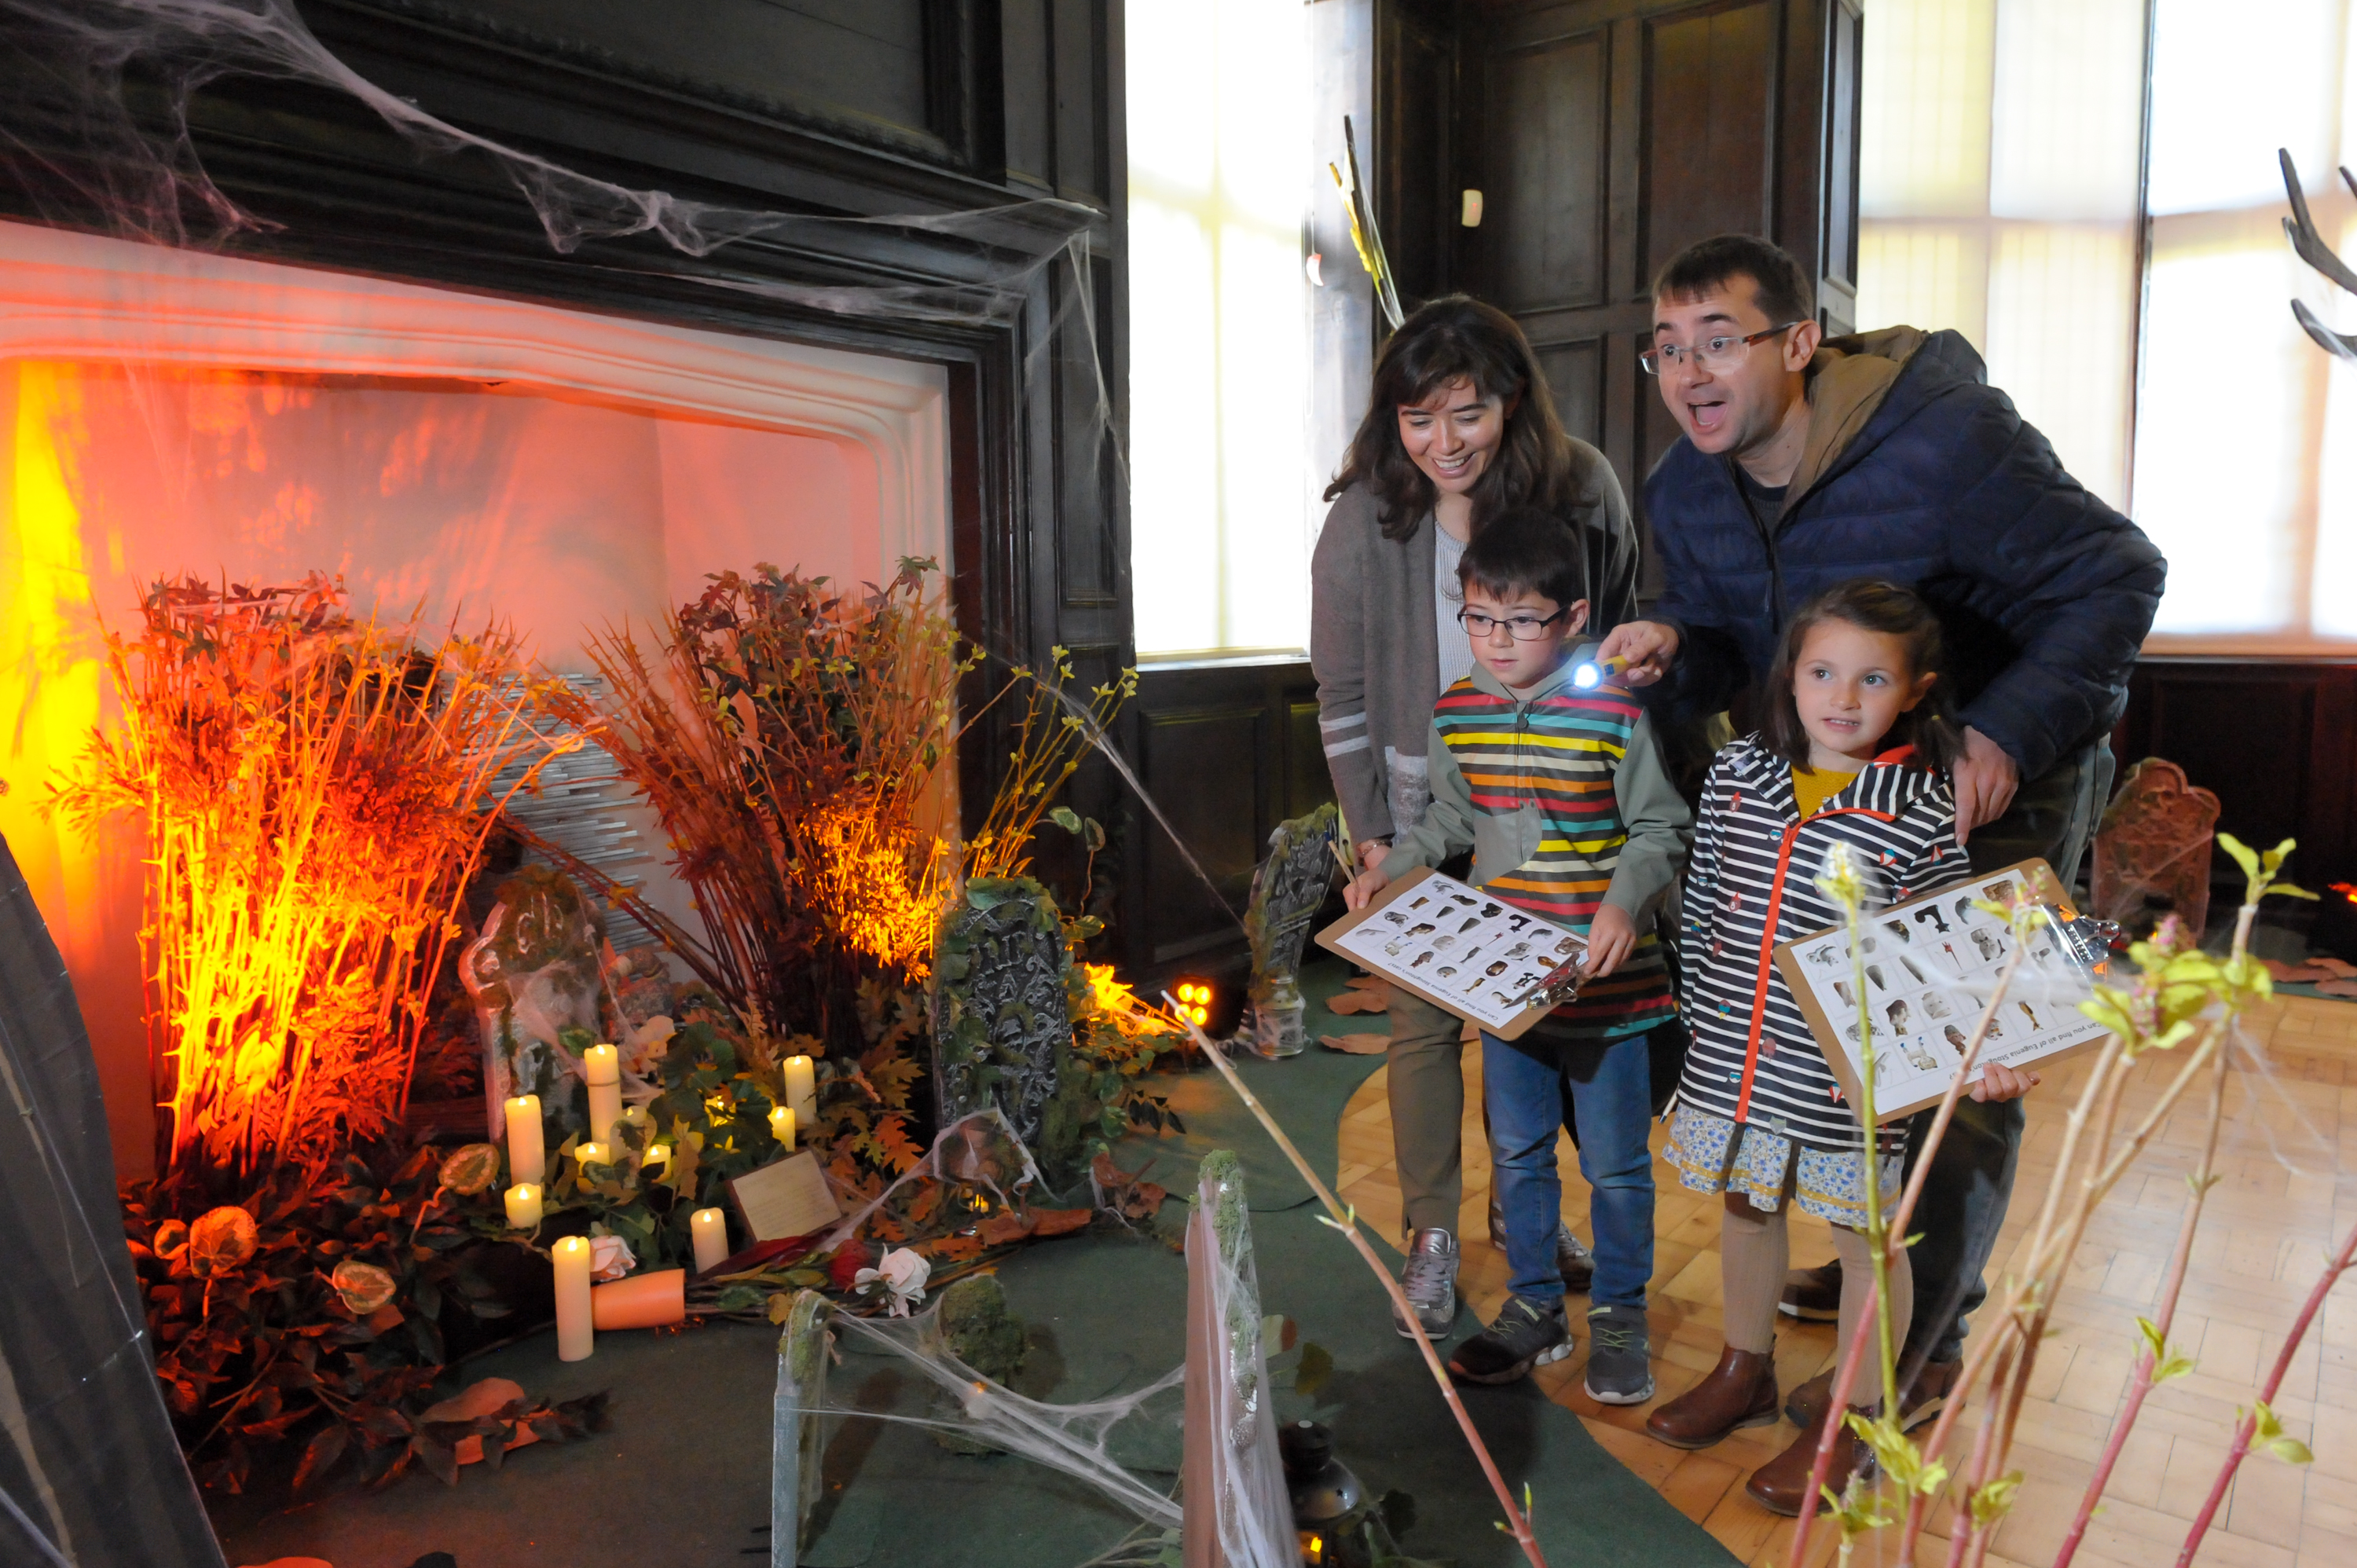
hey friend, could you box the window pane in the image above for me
[1986,223,2135,509]
[1989,0,2144,222]
[2134,226,2311,634]
[1217,224,1310,650]
[2146,0,2339,217]
[1861,0,1996,219]
[1857,225,1989,346]
[1127,202,1219,654]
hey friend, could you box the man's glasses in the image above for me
[1640,321,1804,377]
[1457,607,1567,640]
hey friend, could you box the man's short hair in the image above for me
[1457,506,1589,611]
[1651,234,1814,328]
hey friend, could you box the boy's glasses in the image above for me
[1640,321,1803,376]
[1457,607,1567,640]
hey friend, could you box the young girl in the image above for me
[1643,580,1972,1514]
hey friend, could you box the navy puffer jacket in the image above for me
[1644,329,2165,783]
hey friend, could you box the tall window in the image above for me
[2138,0,2357,648]
[1125,0,1313,658]
[1856,0,2146,512]
[1860,0,2357,654]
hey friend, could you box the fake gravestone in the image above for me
[1244,804,1340,1057]
[931,877,1072,1147]
[771,1290,834,1568]
[2091,758,2221,939]
[459,865,606,1144]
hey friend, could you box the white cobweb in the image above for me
[766,1147,1301,1568]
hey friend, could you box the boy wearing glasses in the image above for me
[1343,507,1691,1396]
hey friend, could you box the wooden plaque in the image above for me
[727,1150,844,1244]
[1772,858,2115,1124]
[1314,866,1585,1040]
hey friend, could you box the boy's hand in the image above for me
[1344,868,1389,911]
[1969,1061,2041,1103]
[1583,904,1637,977]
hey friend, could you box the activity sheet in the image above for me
[1314,866,1585,1038]
[1772,858,2113,1123]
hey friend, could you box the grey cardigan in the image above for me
[1308,467,1640,845]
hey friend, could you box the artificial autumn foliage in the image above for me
[50,573,574,1178]
[542,559,1135,1050]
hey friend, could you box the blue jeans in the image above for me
[1482,1024,1667,1310]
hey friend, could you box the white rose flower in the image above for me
[852,1246,931,1317]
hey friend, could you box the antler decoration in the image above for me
[2282,147,2357,361]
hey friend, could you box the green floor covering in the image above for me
[214,959,1733,1568]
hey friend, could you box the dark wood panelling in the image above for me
[1120,660,1334,980]
[1476,28,1608,313]
[1376,0,1458,308]
[1533,336,1606,450]
[2116,660,2357,888]
[1640,1,1776,279]
[1406,0,1862,549]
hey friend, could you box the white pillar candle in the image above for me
[553,1235,594,1361]
[574,1141,609,1172]
[782,1054,817,1124]
[504,1094,545,1185]
[583,1043,622,1146]
[504,1182,542,1230]
[768,1104,796,1150]
[691,1207,729,1274]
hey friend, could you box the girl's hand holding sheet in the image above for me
[1969,1060,2040,1103]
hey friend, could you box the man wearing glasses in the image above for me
[1594,233,2164,1464]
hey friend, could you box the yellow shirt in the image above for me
[1791,763,1862,819]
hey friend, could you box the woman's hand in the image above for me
[1582,904,1637,977]
[1969,1060,2041,1103]
[1357,837,1391,872]
[1343,868,1390,911]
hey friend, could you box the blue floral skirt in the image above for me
[1663,1105,1902,1229]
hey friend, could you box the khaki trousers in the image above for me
[1386,987,1469,1236]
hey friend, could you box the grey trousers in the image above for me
[1900,738,2116,1370]
[1386,987,1468,1236]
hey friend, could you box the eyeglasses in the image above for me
[1457,607,1567,640]
[1640,321,1805,377]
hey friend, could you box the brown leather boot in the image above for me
[1746,1403,1874,1516]
[1644,1347,1780,1450]
[1787,1357,1959,1433]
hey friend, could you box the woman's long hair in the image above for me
[1325,295,1603,541]
[1762,580,1965,775]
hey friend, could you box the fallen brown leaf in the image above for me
[1326,977,1392,1015]
[1318,1033,1390,1055]
[2263,958,2334,983]
[2314,956,2357,977]
[977,1211,1034,1247]
[1028,1208,1093,1237]
[2315,978,2357,998]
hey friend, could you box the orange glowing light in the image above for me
[2331,881,2357,907]
[1172,979,1215,1027]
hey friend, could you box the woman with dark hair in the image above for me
[1310,294,1638,1341]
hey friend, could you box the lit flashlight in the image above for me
[1570,654,1628,690]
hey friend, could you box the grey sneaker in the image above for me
[1484,1201,1596,1295]
[1391,1228,1459,1339]
[1447,1293,1571,1384]
[1583,1303,1654,1404]
[1556,1226,1596,1294]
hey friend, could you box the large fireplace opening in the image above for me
[0,219,949,1176]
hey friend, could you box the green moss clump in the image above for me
[938,1273,1028,1386]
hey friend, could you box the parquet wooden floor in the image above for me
[1332,993,2357,1567]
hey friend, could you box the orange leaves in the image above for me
[51,573,572,1178]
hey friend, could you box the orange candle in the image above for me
[592,1268,687,1329]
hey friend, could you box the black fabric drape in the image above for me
[0,833,225,1568]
